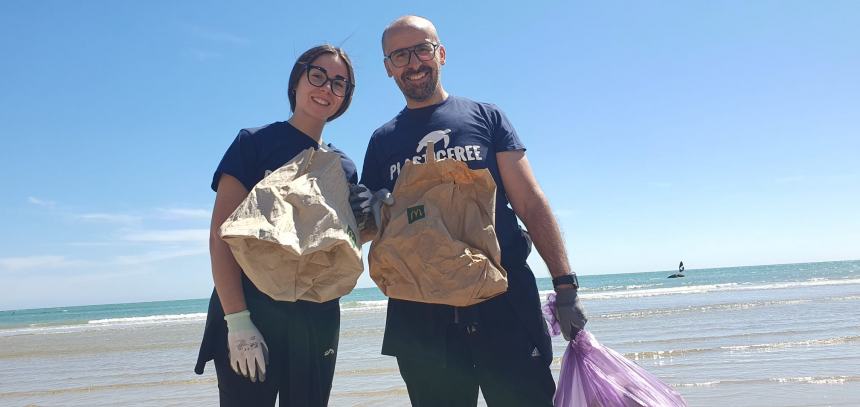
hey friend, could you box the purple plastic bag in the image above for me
[543,293,687,407]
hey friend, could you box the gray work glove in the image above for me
[554,288,588,341]
[370,189,394,230]
[350,184,394,231]
[349,184,373,226]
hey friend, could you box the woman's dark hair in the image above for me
[288,45,355,122]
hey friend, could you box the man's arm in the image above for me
[498,149,586,340]
[497,150,574,287]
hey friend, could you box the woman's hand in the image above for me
[224,310,269,382]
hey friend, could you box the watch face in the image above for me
[552,274,579,288]
[553,274,578,287]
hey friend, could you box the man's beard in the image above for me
[396,65,438,101]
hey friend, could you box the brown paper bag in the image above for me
[220,147,363,303]
[369,141,508,307]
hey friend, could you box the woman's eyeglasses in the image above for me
[304,64,352,97]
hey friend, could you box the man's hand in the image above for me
[554,287,588,341]
[348,184,394,231]
[224,310,269,382]
[370,189,394,230]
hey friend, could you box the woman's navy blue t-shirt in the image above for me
[213,121,357,192]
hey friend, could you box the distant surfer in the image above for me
[668,261,685,278]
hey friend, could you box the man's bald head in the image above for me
[381,15,439,52]
[380,15,448,107]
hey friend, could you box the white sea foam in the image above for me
[623,335,860,361]
[587,283,662,292]
[771,375,858,385]
[340,300,389,313]
[599,298,812,320]
[1,301,391,336]
[87,312,208,326]
[722,335,860,352]
[0,313,209,337]
[677,375,860,387]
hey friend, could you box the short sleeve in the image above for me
[211,130,258,192]
[326,143,359,185]
[359,135,384,191]
[490,106,526,153]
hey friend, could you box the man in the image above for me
[358,15,587,406]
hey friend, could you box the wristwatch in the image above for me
[552,273,579,289]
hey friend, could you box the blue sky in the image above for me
[1,1,858,310]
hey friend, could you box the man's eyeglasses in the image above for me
[304,64,352,97]
[384,42,439,68]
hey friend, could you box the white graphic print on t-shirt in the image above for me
[389,129,484,180]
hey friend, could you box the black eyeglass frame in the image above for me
[384,42,440,68]
[302,63,353,97]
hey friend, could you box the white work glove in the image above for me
[370,189,394,230]
[224,310,269,382]
[554,287,588,341]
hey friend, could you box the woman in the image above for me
[194,45,367,406]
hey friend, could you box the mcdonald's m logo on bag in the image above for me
[407,205,426,224]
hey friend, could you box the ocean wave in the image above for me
[722,335,860,352]
[625,335,860,361]
[581,283,664,292]
[1,301,391,337]
[627,347,714,360]
[0,377,216,398]
[87,313,208,326]
[626,326,847,347]
[1,300,387,336]
[539,277,860,301]
[675,375,860,387]
[341,300,388,313]
[772,375,859,385]
[0,313,209,337]
[598,298,813,320]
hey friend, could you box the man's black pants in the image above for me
[397,317,555,407]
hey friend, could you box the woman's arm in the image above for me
[210,174,251,314]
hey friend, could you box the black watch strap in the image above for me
[552,273,579,289]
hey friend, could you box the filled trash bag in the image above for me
[543,293,687,407]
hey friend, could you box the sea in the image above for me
[1,260,858,406]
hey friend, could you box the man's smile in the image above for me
[403,67,431,83]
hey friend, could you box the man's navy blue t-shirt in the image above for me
[360,95,552,365]
[360,95,526,251]
[213,121,357,193]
